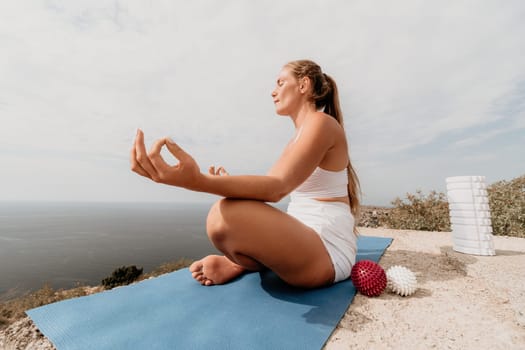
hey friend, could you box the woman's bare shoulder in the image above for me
[305,112,343,133]
[310,111,340,123]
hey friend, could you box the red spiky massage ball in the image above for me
[350,260,387,297]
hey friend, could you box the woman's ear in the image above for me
[299,77,310,93]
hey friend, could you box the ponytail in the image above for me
[286,60,362,229]
[322,74,362,226]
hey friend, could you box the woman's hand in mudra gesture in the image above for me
[130,129,203,190]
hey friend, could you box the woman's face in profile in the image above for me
[271,67,301,116]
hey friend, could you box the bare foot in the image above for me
[189,255,245,286]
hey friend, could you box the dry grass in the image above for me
[0,284,91,329]
[383,190,451,232]
[380,174,524,237]
[487,174,525,237]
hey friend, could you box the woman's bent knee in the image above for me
[206,199,243,241]
[206,198,257,247]
[206,200,228,244]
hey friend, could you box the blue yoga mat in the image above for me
[27,236,392,350]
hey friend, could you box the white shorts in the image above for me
[287,197,356,283]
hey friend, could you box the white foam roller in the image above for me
[453,236,494,248]
[446,176,486,183]
[451,223,493,235]
[449,203,490,211]
[452,230,494,241]
[447,188,488,196]
[452,237,494,248]
[454,245,495,256]
[446,182,487,190]
[453,232,494,242]
[445,176,495,256]
[447,192,489,204]
[450,217,492,225]
[449,210,491,218]
[447,188,488,197]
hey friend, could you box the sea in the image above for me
[0,201,285,302]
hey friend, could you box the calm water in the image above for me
[0,201,226,301]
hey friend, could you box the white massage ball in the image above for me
[386,265,417,297]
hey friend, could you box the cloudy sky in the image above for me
[1,0,524,206]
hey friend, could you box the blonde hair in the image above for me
[286,59,361,222]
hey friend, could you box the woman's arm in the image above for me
[131,114,338,202]
[194,173,286,202]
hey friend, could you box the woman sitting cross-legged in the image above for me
[130,59,360,289]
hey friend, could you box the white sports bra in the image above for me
[291,167,348,199]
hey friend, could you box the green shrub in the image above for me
[101,265,143,290]
[487,174,525,237]
[385,190,451,232]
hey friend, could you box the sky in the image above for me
[1,0,524,206]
